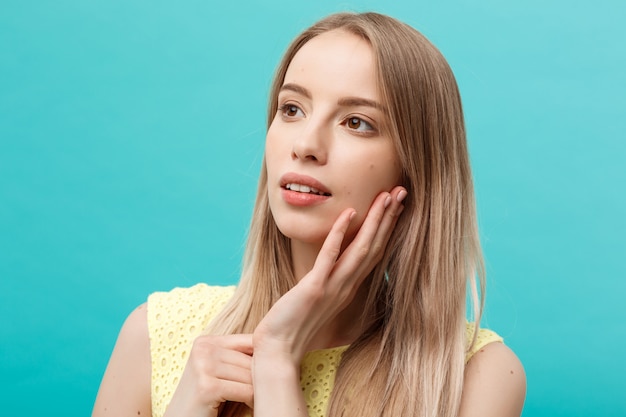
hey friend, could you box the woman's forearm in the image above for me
[252,351,308,417]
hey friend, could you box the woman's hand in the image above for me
[253,186,406,360]
[251,186,406,417]
[253,185,407,362]
[163,334,254,417]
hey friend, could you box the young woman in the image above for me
[93,12,526,417]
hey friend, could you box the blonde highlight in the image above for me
[206,12,485,417]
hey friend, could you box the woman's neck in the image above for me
[290,239,321,282]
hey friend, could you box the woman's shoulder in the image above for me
[464,322,504,363]
[461,323,526,416]
[92,303,152,416]
[460,342,526,417]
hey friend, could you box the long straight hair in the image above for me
[206,12,485,417]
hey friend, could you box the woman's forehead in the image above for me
[281,30,382,104]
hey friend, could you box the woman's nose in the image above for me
[291,120,329,164]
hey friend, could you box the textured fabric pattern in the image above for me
[299,325,502,417]
[300,347,345,417]
[465,323,503,361]
[147,284,503,417]
[148,284,236,417]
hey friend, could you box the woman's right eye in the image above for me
[279,104,304,118]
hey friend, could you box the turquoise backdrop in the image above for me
[1,1,624,415]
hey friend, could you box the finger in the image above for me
[213,359,253,385]
[366,186,407,257]
[209,334,254,355]
[311,208,356,276]
[193,334,253,375]
[336,191,391,267]
[211,379,254,406]
[334,187,406,278]
[214,348,253,379]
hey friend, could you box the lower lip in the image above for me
[281,188,330,206]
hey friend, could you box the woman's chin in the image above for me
[278,227,328,247]
[277,222,360,253]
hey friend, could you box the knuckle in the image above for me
[304,278,327,301]
[197,377,220,399]
[356,244,371,260]
[189,337,220,371]
[326,246,341,261]
[192,335,215,353]
[370,241,384,257]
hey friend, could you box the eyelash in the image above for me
[343,116,376,134]
[278,103,304,118]
[277,102,378,135]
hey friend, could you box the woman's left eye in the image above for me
[345,117,375,133]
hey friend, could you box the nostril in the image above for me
[292,150,319,162]
[291,136,326,164]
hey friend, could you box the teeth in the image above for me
[286,183,329,196]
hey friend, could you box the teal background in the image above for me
[1,0,624,415]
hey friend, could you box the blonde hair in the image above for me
[207,12,484,417]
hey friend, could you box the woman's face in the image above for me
[265,29,401,245]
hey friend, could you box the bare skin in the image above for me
[92,316,525,417]
[92,187,406,417]
[92,191,525,417]
[92,304,151,417]
[92,28,525,417]
[252,188,406,417]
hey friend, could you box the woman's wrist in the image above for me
[253,348,301,379]
[252,331,306,366]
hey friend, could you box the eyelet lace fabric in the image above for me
[147,284,502,417]
[148,284,236,417]
[465,323,503,361]
[300,346,348,416]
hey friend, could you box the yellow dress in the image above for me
[147,284,503,417]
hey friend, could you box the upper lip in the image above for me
[279,172,332,196]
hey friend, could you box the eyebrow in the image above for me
[338,97,387,112]
[280,83,312,99]
[279,83,387,112]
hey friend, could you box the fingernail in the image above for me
[384,195,392,208]
[396,189,408,203]
[350,210,357,220]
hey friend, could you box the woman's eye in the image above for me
[346,117,374,132]
[280,104,304,118]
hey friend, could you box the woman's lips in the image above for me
[279,173,332,195]
[284,183,330,196]
[279,173,332,206]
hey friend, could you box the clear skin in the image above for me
[92,29,525,417]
